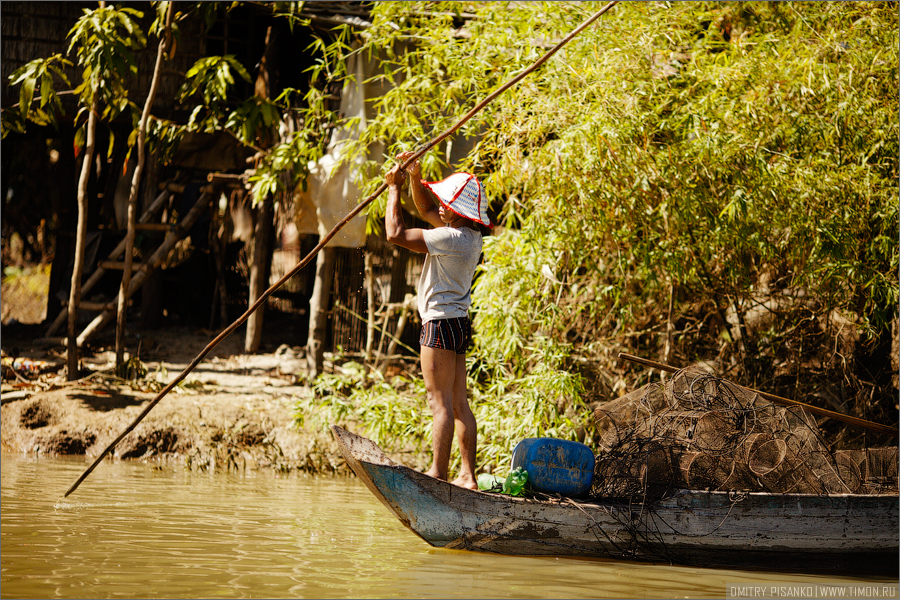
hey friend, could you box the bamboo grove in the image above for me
[5,2,897,473]
[300,1,898,468]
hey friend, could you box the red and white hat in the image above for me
[422,172,491,227]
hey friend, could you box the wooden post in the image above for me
[306,246,336,377]
[115,4,171,371]
[208,192,230,330]
[386,293,415,357]
[664,281,675,370]
[364,250,375,360]
[388,247,408,303]
[243,24,278,352]
[67,94,98,381]
[245,199,274,352]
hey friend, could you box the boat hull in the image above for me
[333,426,899,574]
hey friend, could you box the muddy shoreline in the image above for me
[1,323,349,476]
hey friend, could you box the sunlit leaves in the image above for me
[4,5,155,144]
[1,54,72,136]
[181,55,251,105]
[293,1,897,410]
[67,5,146,114]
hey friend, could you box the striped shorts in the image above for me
[419,317,472,355]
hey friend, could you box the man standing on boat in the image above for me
[384,151,490,490]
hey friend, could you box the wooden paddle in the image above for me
[618,353,897,437]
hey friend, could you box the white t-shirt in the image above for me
[418,226,483,322]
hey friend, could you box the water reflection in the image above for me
[2,453,892,599]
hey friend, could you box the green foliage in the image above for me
[2,4,148,138]
[240,88,332,203]
[5,1,896,459]
[175,14,335,203]
[68,5,147,121]
[295,354,591,473]
[295,361,431,457]
[2,263,52,294]
[4,1,324,208]
[292,1,897,438]
[2,4,155,147]
[2,54,73,136]
[180,55,252,117]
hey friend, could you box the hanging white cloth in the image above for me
[295,46,379,248]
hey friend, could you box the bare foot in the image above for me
[451,475,478,490]
[425,468,445,481]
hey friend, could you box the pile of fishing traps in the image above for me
[591,367,898,500]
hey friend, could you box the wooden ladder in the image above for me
[46,182,218,346]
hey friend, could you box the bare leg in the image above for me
[450,352,478,490]
[420,345,458,481]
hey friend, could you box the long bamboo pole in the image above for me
[64,1,619,497]
[618,353,897,437]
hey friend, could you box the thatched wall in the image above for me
[1,1,208,118]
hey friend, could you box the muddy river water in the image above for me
[1,452,893,599]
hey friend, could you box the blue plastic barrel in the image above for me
[511,438,595,497]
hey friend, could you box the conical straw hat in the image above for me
[422,172,491,227]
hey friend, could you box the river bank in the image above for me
[1,322,348,475]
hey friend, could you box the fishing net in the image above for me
[591,367,898,500]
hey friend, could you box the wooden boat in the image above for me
[333,425,899,575]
